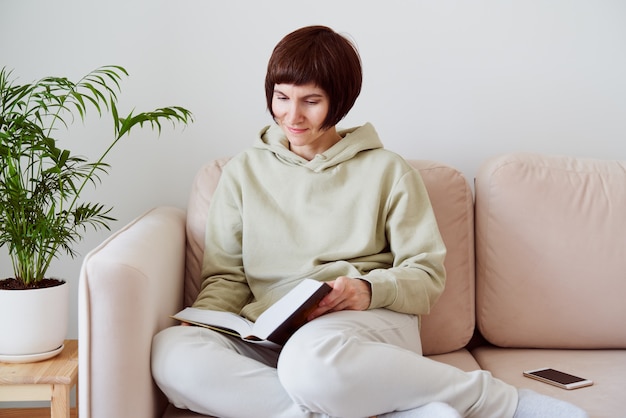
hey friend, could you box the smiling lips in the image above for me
[287,126,308,134]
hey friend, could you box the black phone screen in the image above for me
[529,368,586,384]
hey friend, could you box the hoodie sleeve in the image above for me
[361,168,447,315]
[193,168,253,314]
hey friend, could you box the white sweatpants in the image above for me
[151,309,517,418]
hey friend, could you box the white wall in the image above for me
[1,0,625,342]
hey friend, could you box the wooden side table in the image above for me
[0,339,78,418]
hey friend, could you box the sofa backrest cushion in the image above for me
[184,158,475,355]
[475,153,626,349]
[409,160,475,355]
[184,157,230,308]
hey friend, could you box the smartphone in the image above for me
[523,367,593,390]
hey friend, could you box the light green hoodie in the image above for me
[194,123,446,322]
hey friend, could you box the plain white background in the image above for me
[1,0,625,345]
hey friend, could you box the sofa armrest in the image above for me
[79,206,187,418]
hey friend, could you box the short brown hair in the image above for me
[265,26,362,130]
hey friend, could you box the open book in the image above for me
[172,279,332,346]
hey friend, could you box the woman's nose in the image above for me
[286,103,303,124]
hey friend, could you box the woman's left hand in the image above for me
[307,276,371,320]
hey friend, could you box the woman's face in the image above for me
[272,82,340,160]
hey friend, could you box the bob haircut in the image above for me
[265,26,362,131]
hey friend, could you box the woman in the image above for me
[152,25,588,418]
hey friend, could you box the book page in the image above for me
[172,308,254,338]
[171,279,330,346]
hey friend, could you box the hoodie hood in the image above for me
[253,122,384,172]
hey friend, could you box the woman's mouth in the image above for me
[287,126,307,134]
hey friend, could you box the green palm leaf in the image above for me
[0,65,193,285]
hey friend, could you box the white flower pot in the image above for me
[0,280,68,360]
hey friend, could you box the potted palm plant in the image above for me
[0,65,192,361]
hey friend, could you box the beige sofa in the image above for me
[78,153,626,418]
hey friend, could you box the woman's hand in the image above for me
[307,276,371,320]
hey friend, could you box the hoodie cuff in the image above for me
[360,274,397,309]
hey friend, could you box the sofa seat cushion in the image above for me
[426,348,481,372]
[475,153,626,348]
[472,345,626,418]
